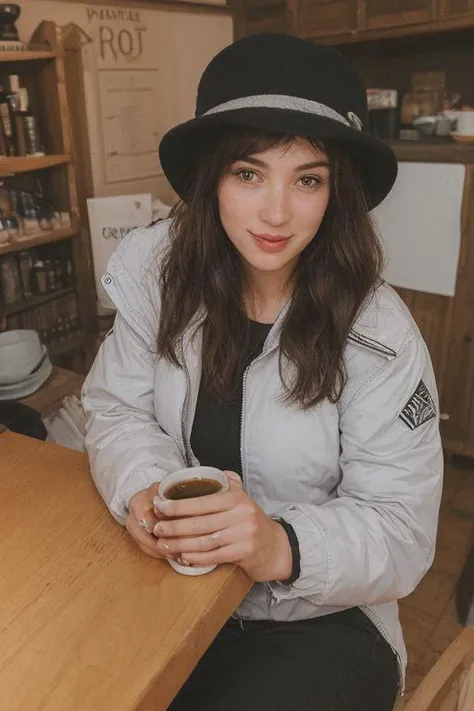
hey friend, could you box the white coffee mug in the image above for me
[454,110,474,136]
[158,466,229,576]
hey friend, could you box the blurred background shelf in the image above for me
[0,49,58,63]
[0,154,71,176]
[0,226,78,256]
[0,285,76,317]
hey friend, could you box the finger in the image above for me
[224,471,243,489]
[156,527,235,557]
[179,543,244,568]
[153,488,243,519]
[153,510,239,539]
[126,516,166,559]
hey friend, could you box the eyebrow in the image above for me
[239,156,330,170]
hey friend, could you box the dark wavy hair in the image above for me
[157,124,383,408]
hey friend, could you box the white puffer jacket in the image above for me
[82,220,444,682]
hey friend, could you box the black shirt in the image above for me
[190,320,272,476]
[190,319,302,585]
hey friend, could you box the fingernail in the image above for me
[153,496,172,511]
[159,540,171,553]
[154,522,164,536]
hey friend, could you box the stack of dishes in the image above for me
[0,330,52,400]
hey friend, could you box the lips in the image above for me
[251,233,291,243]
[249,232,292,253]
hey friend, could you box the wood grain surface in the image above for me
[0,431,252,711]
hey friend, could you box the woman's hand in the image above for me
[152,472,293,583]
[126,483,168,559]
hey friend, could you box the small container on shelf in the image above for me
[44,258,58,292]
[33,259,48,295]
[17,249,33,299]
[0,253,21,304]
[59,212,71,229]
[3,213,19,239]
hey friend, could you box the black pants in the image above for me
[168,608,399,711]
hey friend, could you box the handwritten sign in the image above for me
[87,194,152,309]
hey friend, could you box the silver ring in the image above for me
[176,556,191,567]
[138,518,150,533]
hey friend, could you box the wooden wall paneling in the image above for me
[439,165,474,453]
[410,291,453,403]
[393,286,453,403]
[461,167,474,457]
[393,286,416,311]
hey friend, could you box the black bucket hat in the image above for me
[159,33,397,209]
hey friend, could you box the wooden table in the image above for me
[0,431,252,711]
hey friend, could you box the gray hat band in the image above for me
[201,94,362,131]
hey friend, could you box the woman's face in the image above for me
[218,138,330,282]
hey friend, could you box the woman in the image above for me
[82,33,443,710]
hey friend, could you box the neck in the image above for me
[244,265,294,323]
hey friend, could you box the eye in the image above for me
[299,175,322,189]
[234,168,258,184]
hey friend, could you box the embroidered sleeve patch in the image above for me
[399,380,436,430]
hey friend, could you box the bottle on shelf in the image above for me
[17,250,33,299]
[7,75,44,157]
[7,74,23,155]
[18,85,44,156]
[0,254,22,304]
[0,83,16,156]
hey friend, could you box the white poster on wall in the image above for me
[372,162,465,297]
[87,194,152,309]
[97,69,162,183]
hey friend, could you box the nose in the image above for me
[258,183,291,227]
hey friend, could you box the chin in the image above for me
[246,255,293,273]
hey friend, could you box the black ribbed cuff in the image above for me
[274,517,301,585]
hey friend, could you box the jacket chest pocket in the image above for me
[243,366,342,505]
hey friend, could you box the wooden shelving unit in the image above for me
[0,285,76,317]
[388,140,474,164]
[0,21,97,372]
[50,331,93,359]
[0,154,71,176]
[0,50,58,63]
[0,225,78,256]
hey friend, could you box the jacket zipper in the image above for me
[178,340,193,467]
[360,605,404,692]
[240,364,251,494]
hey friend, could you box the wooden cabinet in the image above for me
[0,21,97,372]
[440,0,474,18]
[234,0,474,40]
[233,0,289,38]
[295,0,359,38]
[360,0,436,30]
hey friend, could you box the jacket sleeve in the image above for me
[269,330,443,606]
[83,223,186,524]
[82,312,185,525]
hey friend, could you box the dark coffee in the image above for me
[164,477,222,500]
